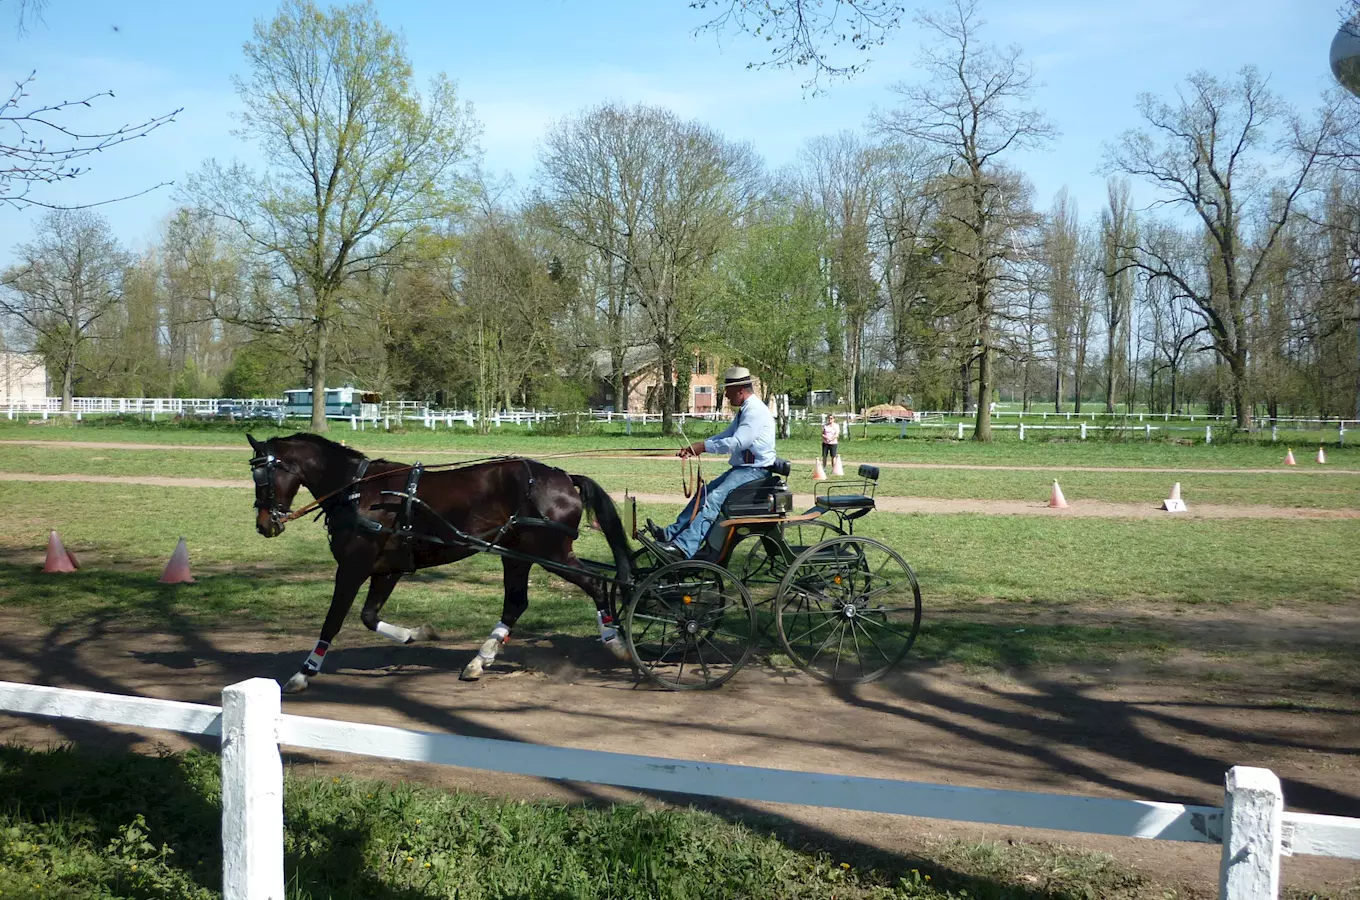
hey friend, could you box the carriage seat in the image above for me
[812,464,879,514]
[693,460,793,562]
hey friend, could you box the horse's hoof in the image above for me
[282,672,310,694]
[414,624,440,642]
[460,658,484,681]
[603,636,630,662]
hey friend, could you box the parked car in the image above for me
[216,401,245,418]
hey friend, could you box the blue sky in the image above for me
[0,0,1348,263]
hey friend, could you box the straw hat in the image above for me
[722,365,753,389]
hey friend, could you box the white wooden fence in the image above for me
[1,680,1357,899]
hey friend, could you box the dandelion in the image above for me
[424,862,432,868]
[406,856,415,863]
[332,777,340,783]
[840,862,850,869]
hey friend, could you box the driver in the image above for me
[646,366,776,557]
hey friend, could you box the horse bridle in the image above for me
[249,440,296,528]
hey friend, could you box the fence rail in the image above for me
[0,679,1356,899]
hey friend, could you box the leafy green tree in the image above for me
[713,204,828,402]
[190,0,477,430]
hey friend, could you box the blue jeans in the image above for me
[663,465,769,557]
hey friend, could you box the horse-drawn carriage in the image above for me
[248,434,921,692]
[607,459,921,689]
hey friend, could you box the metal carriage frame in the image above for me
[601,461,924,691]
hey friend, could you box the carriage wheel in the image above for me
[775,536,921,685]
[623,560,757,690]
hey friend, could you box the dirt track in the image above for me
[0,611,1357,897]
[3,471,1357,520]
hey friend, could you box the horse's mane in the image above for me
[281,432,368,462]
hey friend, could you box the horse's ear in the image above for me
[247,434,262,453]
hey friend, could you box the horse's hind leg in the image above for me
[553,552,629,661]
[461,557,529,681]
[360,572,438,645]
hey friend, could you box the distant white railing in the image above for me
[0,680,1356,900]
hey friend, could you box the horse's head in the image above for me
[247,433,303,537]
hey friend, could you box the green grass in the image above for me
[3,443,1359,509]
[0,482,1356,679]
[3,417,1358,469]
[0,743,1203,900]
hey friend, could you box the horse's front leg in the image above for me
[283,560,370,694]
[360,572,438,644]
[461,557,529,681]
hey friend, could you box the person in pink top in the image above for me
[821,414,840,469]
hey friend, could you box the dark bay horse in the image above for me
[246,433,632,693]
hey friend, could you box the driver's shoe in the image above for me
[645,518,668,541]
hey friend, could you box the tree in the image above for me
[190,0,477,430]
[536,103,652,414]
[691,0,907,90]
[1040,189,1079,412]
[874,0,1054,440]
[712,202,828,402]
[1106,67,1341,429]
[538,103,758,434]
[3,1,180,209]
[1100,180,1136,413]
[0,209,127,407]
[797,132,884,412]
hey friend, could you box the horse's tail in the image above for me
[571,474,632,587]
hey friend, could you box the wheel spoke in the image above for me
[805,619,846,668]
[857,613,918,643]
[698,633,736,667]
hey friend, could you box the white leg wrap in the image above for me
[376,621,414,644]
[303,640,330,674]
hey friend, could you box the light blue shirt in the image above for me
[705,394,777,468]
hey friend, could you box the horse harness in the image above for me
[251,442,578,571]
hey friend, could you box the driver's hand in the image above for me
[677,440,705,459]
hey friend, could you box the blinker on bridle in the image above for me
[249,441,294,527]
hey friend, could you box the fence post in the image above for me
[221,678,284,900]
[1271,425,1278,443]
[1340,425,1345,446]
[1019,423,1025,441]
[1080,422,1087,440]
[1206,425,1213,444]
[956,421,964,439]
[1145,423,1152,440]
[1219,766,1282,900]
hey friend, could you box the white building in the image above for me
[0,352,47,404]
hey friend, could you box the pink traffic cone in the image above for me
[158,537,196,584]
[1048,480,1069,509]
[42,530,78,573]
[1284,448,1296,466]
[832,455,844,476]
[812,458,827,481]
[1317,446,1327,465]
[1161,482,1187,512]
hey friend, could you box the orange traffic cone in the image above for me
[812,458,827,481]
[1317,446,1327,465]
[1161,482,1187,512]
[1048,480,1068,509]
[42,530,78,573]
[1284,448,1296,466]
[158,537,196,584]
[832,455,844,476]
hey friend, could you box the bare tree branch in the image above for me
[691,0,907,92]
